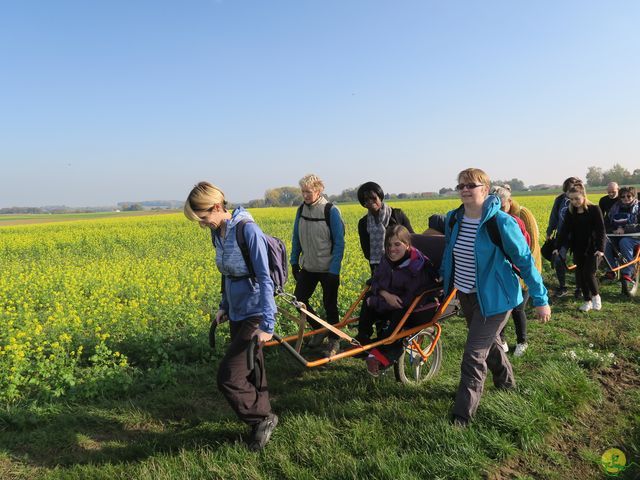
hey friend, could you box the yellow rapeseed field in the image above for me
[0,196,556,403]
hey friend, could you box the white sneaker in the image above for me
[579,301,593,312]
[514,343,528,357]
[499,340,509,353]
[591,295,602,311]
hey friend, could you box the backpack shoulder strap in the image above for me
[298,202,328,222]
[486,216,504,253]
[448,205,464,231]
[324,202,333,227]
[487,215,522,277]
[325,202,335,252]
[235,219,255,276]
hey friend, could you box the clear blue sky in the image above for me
[1,0,639,207]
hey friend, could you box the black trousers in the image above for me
[500,289,529,344]
[294,269,340,339]
[216,317,272,425]
[574,253,600,300]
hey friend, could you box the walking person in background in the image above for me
[184,182,278,451]
[546,177,582,298]
[599,181,619,222]
[442,168,550,426]
[291,174,346,357]
[490,185,542,357]
[356,181,414,275]
[553,183,606,312]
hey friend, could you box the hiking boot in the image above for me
[591,294,602,311]
[514,343,528,357]
[579,301,593,312]
[554,287,569,297]
[248,414,278,451]
[324,338,340,357]
[499,340,509,353]
[365,356,381,377]
[307,332,327,348]
[451,415,469,428]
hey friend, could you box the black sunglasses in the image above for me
[456,183,484,191]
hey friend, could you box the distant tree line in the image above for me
[586,164,640,186]
[0,207,46,214]
[247,178,575,207]
[0,206,112,214]
[245,185,439,207]
[116,200,182,210]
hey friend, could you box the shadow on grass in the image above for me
[0,347,439,468]
[0,365,243,468]
[0,314,629,477]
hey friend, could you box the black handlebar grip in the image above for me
[247,335,259,372]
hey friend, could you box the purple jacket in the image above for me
[368,247,434,312]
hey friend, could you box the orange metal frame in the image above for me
[605,244,640,273]
[265,285,458,368]
[564,239,640,272]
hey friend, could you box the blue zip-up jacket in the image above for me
[440,195,548,317]
[213,208,277,333]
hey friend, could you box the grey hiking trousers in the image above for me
[452,292,515,421]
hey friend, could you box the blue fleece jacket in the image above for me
[440,195,548,317]
[213,208,277,333]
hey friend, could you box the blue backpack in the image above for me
[235,219,288,294]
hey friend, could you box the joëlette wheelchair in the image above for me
[603,232,640,297]
[259,234,459,384]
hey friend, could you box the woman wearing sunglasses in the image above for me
[604,186,640,291]
[440,168,550,426]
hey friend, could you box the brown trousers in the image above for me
[453,292,514,421]
[216,317,272,425]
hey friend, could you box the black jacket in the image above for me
[556,205,606,256]
[358,208,413,262]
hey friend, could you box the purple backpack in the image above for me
[236,219,288,294]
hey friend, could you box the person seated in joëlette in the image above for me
[356,225,438,377]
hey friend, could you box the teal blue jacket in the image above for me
[440,195,548,317]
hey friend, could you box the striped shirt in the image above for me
[453,216,480,293]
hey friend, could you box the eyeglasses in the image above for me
[621,194,634,199]
[456,183,484,191]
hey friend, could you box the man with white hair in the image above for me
[599,182,619,220]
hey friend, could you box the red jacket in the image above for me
[510,214,531,247]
